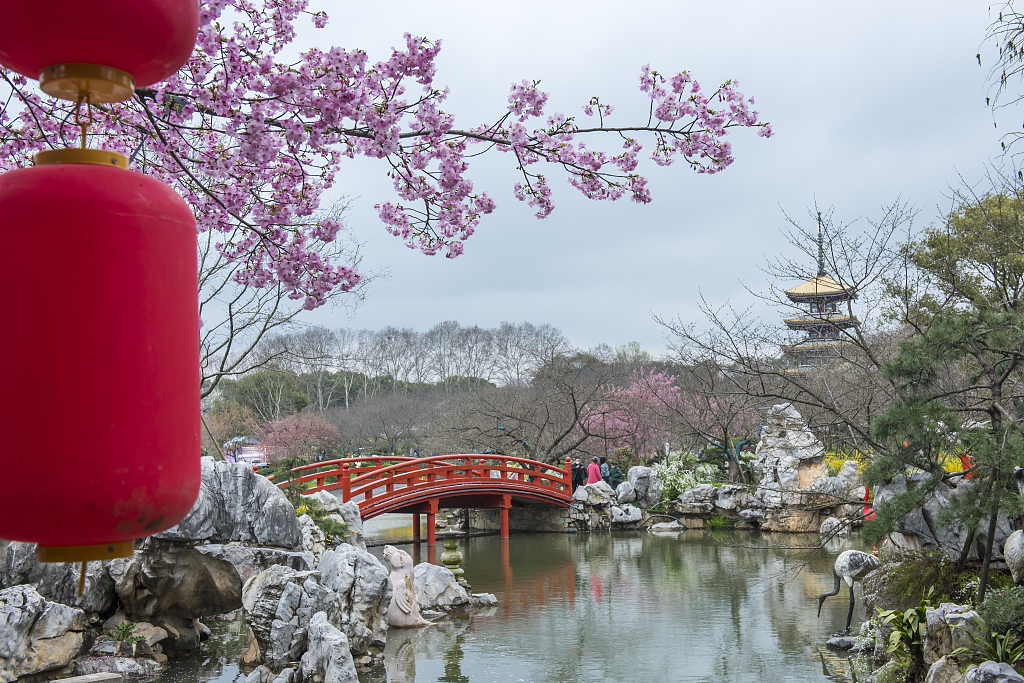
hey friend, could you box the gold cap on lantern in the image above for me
[39,63,135,103]
[34,148,128,169]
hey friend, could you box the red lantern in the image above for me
[0,0,199,101]
[0,149,201,562]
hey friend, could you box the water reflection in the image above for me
[364,531,871,683]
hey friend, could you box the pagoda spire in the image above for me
[816,211,826,277]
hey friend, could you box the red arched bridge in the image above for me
[269,455,574,541]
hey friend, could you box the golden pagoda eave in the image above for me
[784,275,858,302]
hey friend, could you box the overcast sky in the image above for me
[300,0,1003,354]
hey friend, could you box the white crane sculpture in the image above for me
[817,549,881,635]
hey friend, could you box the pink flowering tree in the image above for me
[585,368,678,460]
[261,412,339,463]
[638,367,759,483]
[0,0,772,391]
[588,367,759,482]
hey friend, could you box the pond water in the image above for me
[149,519,873,683]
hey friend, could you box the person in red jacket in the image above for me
[587,456,602,485]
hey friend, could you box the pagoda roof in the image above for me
[781,342,850,356]
[784,315,859,331]
[784,275,857,301]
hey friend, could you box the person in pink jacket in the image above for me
[586,457,602,485]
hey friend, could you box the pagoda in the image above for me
[781,215,859,361]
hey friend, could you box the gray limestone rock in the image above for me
[196,545,315,586]
[470,593,497,608]
[626,467,663,507]
[615,481,636,503]
[151,614,203,653]
[299,515,327,566]
[299,612,358,683]
[738,509,765,521]
[335,502,365,551]
[317,546,391,655]
[752,403,828,492]
[412,563,469,612]
[713,484,748,511]
[825,636,858,650]
[242,565,344,668]
[1,541,115,614]
[74,657,163,677]
[303,491,341,515]
[819,517,849,537]
[924,656,965,683]
[610,504,642,524]
[838,461,864,489]
[876,476,1014,561]
[107,539,242,619]
[677,484,718,505]
[0,585,87,683]
[962,661,1024,683]
[1004,530,1023,584]
[157,456,302,549]
[923,603,980,665]
[572,481,615,507]
[649,521,686,532]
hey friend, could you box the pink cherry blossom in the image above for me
[0,0,772,308]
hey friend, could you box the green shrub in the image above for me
[876,589,935,681]
[978,585,1024,641]
[951,615,1024,667]
[293,496,350,543]
[707,514,733,530]
[863,551,976,611]
[103,621,144,644]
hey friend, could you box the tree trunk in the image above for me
[976,489,1001,605]
[955,529,975,573]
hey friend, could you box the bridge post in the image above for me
[412,513,420,541]
[563,456,572,493]
[341,461,351,503]
[500,493,511,539]
[427,498,438,546]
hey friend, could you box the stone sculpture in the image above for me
[383,546,431,627]
[817,550,881,635]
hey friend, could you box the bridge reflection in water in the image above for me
[362,531,871,683]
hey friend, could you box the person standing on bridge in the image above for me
[587,457,602,485]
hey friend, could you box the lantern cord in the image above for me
[77,562,87,596]
[73,93,94,149]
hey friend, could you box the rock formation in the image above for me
[874,474,1016,561]
[749,404,833,532]
[412,564,469,612]
[299,612,359,683]
[0,585,88,682]
[383,546,431,628]
[572,480,615,506]
[157,457,302,549]
[108,538,243,619]
[1006,530,1023,584]
[316,546,391,655]
[2,541,114,614]
[626,467,663,507]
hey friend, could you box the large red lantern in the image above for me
[0,149,201,561]
[0,0,202,564]
[0,0,199,100]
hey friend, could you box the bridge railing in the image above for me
[268,454,573,504]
